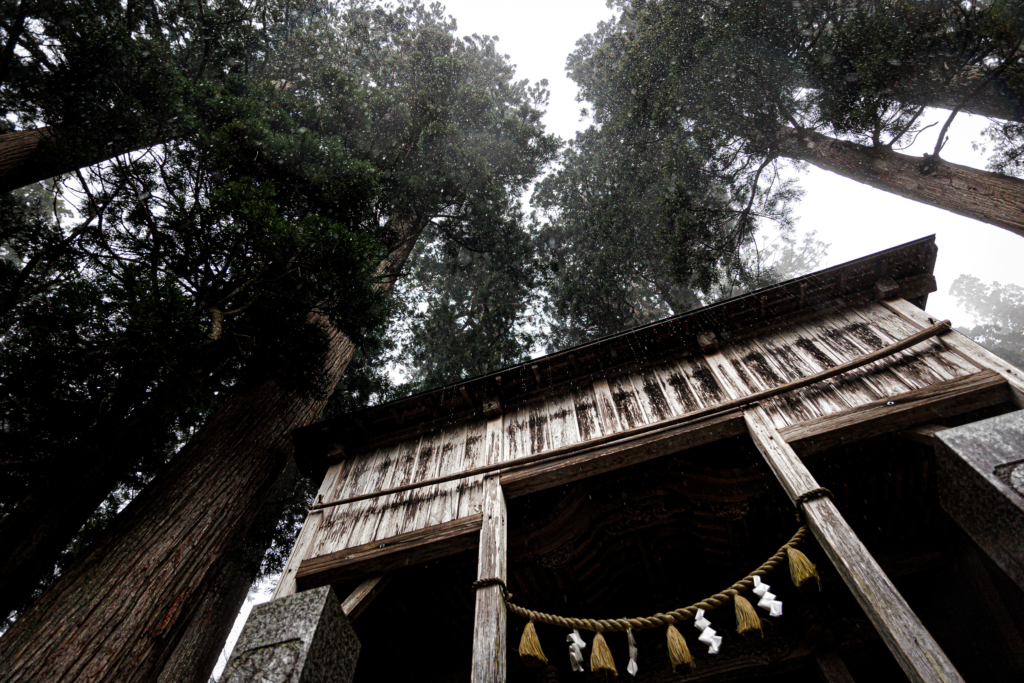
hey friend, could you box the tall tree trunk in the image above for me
[777,127,1024,239]
[157,462,300,683]
[0,221,421,683]
[0,127,153,194]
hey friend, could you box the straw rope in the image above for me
[472,526,809,633]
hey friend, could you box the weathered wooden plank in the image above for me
[830,306,947,390]
[428,423,471,526]
[504,403,532,462]
[371,436,425,543]
[500,411,746,498]
[748,332,856,417]
[271,460,346,600]
[346,443,401,547]
[858,303,978,379]
[471,477,507,683]
[341,574,391,621]
[609,372,650,429]
[546,387,580,451]
[592,377,623,434]
[397,431,446,536]
[764,320,880,410]
[572,383,605,441]
[741,406,963,683]
[723,336,823,425]
[815,651,856,683]
[526,398,551,456]
[316,445,389,553]
[800,310,914,398]
[628,367,673,423]
[779,370,1009,455]
[883,298,1024,407]
[650,358,703,416]
[456,421,489,520]
[296,514,483,590]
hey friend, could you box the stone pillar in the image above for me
[935,410,1024,592]
[221,585,360,683]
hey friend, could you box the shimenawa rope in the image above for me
[473,526,810,633]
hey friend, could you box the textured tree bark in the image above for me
[0,127,157,194]
[0,222,421,683]
[156,462,299,683]
[778,128,1024,239]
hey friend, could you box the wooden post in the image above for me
[472,475,507,683]
[882,298,1024,407]
[702,351,964,683]
[744,406,963,683]
[341,574,390,621]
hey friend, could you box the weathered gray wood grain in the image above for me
[472,477,507,683]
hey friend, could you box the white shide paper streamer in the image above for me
[693,608,722,654]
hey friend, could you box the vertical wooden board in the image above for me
[314,446,388,554]
[852,303,978,379]
[628,367,674,423]
[504,403,531,462]
[546,387,581,451]
[526,398,551,456]
[608,372,650,429]
[592,377,622,435]
[762,322,880,409]
[395,431,446,537]
[572,382,605,442]
[456,420,490,519]
[343,443,402,548]
[747,333,855,418]
[272,460,347,600]
[368,436,425,544]
[827,306,948,390]
[650,358,703,416]
[424,423,470,527]
[801,310,914,398]
[788,317,895,402]
[717,341,798,429]
[680,356,729,408]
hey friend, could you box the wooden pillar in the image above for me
[744,406,963,683]
[702,351,964,683]
[883,298,1024,407]
[472,475,507,683]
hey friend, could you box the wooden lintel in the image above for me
[778,370,1009,455]
[500,411,746,498]
[341,574,390,621]
[295,514,483,590]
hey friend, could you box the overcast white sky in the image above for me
[441,0,1024,325]
[215,2,1024,674]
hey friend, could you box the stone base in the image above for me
[936,410,1024,592]
[221,586,360,683]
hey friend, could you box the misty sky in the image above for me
[440,0,1024,325]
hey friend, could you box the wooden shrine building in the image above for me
[255,236,1024,683]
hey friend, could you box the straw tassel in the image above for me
[733,594,762,638]
[787,546,821,591]
[666,625,695,672]
[590,632,618,677]
[518,621,547,667]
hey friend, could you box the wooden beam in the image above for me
[778,369,1009,455]
[899,423,950,447]
[295,514,482,590]
[341,574,390,621]
[883,298,1024,407]
[472,477,507,683]
[815,650,856,683]
[500,411,746,498]
[743,406,964,683]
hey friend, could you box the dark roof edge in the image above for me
[294,235,938,476]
